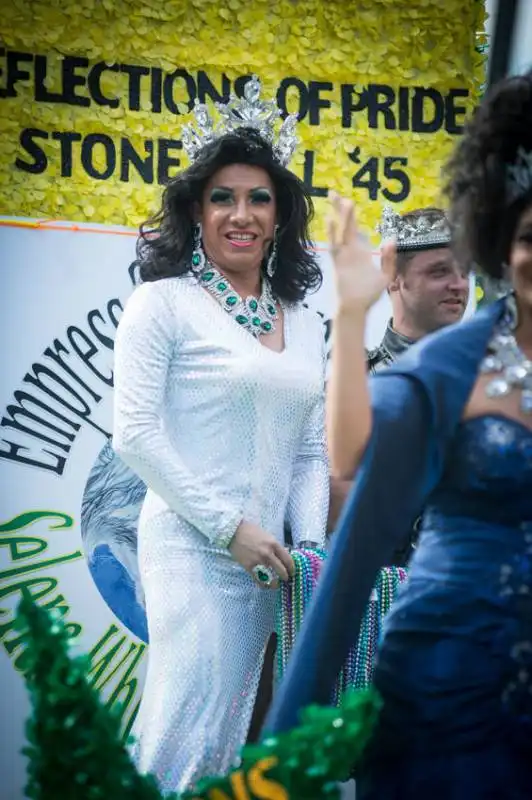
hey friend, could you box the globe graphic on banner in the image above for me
[81,441,149,642]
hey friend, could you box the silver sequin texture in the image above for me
[112,276,329,792]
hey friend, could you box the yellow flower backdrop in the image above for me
[0,0,487,242]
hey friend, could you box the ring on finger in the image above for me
[252,564,276,588]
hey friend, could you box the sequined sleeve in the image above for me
[286,316,329,548]
[112,282,242,547]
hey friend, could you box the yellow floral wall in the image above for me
[0,0,487,241]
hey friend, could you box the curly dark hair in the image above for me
[135,127,322,303]
[444,69,532,280]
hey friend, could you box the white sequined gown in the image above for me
[112,275,329,793]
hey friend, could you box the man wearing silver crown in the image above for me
[329,205,470,566]
[370,206,469,563]
[367,205,470,375]
[112,77,329,792]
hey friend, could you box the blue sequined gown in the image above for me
[359,414,532,798]
[265,299,532,796]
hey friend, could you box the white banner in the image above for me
[0,219,475,798]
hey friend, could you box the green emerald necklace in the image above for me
[194,260,279,338]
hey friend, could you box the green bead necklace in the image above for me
[195,261,278,338]
[276,551,409,702]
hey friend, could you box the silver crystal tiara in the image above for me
[181,75,299,167]
[377,205,452,251]
[506,146,532,205]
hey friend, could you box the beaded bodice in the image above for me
[113,276,329,550]
[379,415,532,742]
[422,415,532,533]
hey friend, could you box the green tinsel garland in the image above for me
[15,598,381,800]
[16,596,174,800]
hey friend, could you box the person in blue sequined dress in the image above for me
[266,70,532,798]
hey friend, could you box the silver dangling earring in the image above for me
[266,225,279,279]
[191,222,206,274]
[505,287,518,330]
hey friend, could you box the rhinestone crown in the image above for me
[181,75,298,167]
[377,205,452,251]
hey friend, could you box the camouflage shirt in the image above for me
[366,320,414,375]
[366,320,419,567]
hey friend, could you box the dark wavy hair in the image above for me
[444,68,532,280]
[135,127,322,303]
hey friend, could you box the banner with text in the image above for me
[0,221,401,797]
[0,218,480,798]
[0,0,486,241]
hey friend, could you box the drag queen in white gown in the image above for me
[112,77,329,793]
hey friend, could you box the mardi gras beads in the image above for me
[276,551,409,703]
